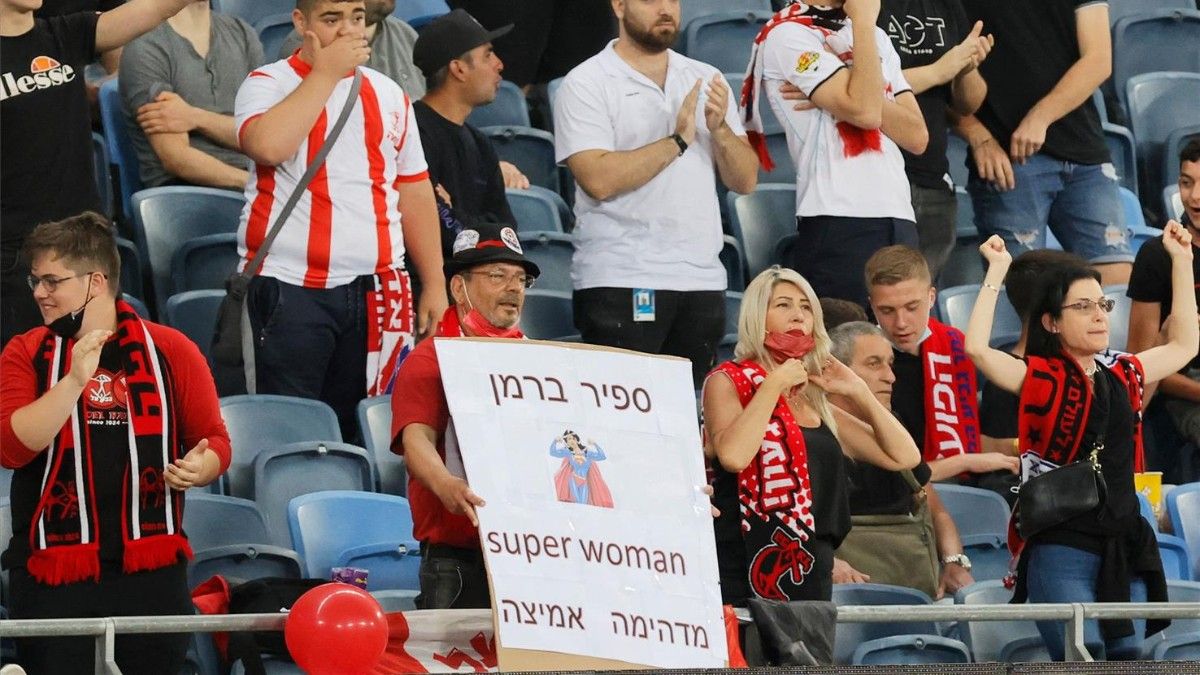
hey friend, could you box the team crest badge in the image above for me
[794,51,820,73]
[452,229,480,254]
[500,226,523,254]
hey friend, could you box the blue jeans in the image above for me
[1025,544,1147,661]
[968,154,1132,264]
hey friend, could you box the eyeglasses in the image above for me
[26,272,93,292]
[1061,297,1116,314]
[465,269,536,289]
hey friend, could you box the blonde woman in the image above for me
[703,266,920,604]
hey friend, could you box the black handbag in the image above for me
[1016,445,1107,539]
[211,70,364,376]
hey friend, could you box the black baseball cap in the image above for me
[444,219,540,279]
[412,9,513,78]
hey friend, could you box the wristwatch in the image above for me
[669,132,688,156]
[942,553,972,570]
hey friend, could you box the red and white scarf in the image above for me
[366,268,414,396]
[29,300,191,585]
[919,318,981,462]
[739,3,843,171]
[714,360,818,601]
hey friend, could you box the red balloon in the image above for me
[285,583,388,674]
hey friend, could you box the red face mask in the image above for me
[764,329,815,364]
[461,308,523,339]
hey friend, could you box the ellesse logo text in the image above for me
[0,56,76,101]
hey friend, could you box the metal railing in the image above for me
[2,603,1200,674]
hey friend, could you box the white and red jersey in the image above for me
[233,55,429,288]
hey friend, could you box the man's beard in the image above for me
[624,16,678,52]
[365,0,394,27]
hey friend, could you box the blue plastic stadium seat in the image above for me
[253,442,375,546]
[517,231,573,293]
[289,491,420,590]
[91,132,113,218]
[1143,580,1200,657]
[722,236,746,292]
[1152,631,1200,661]
[1158,533,1192,581]
[728,184,796,278]
[130,186,246,314]
[681,0,771,51]
[98,79,142,221]
[1139,492,1160,532]
[955,580,1042,663]
[188,543,303,589]
[115,236,144,301]
[219,395,342,499]
[357,395,405,496]
[1112,10,1200,111]
[1108,0,1195,25]
[230,655,305,674]
[482,125,559,194]
[506,186,569,234]
[1125,72,1200,208]
[183,493,272,551]
[392,0,449,23]
[1101,284,1131,352]
[1167,483,1200,579]
[372,589,419,613]
[683,11,770,75]
[851,634,971,665]
[931,484,1009,548]
[171,233,239,295]
[254,14,295,66]
[164,290,226,366]
[830,583,937,664]
[211,0,292,30]
[1103,123,1139,196]
[466,81,529,128]
[935,285,1021,347]
[999,635,1052,662]
[122,294,151,319]
[520,289,577,341]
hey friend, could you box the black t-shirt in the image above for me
[1035,365,1141,549]
[1126,230,1200,372]
[891,349,927,445]
[3,342,132,569]
[845,458,933,516]
[960,0,1109,165]
[980,379,1020,439]
[0,13,102,273]
[35,0,123,16]
[412,100,515,256]
[878,0,971,190]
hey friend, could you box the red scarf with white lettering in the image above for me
[366,269,415,396]
[713,360,817,601]
[29,301,191,585]
[919,319,981,462]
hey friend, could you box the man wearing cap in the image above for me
[233,0,447,438]
[553,0,759,389]
[411,9,528,256]
[390,218,539,609]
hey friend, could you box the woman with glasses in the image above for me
[964,224,1197,661]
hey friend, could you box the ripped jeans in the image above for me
[967,153,1133,264]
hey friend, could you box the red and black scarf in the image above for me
[1005,353,1147,568]
[919,319,981,462]
[28,300,192,585]
[714,360,818,601]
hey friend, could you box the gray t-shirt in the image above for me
[279,17,425,98]
[119,14,262,188]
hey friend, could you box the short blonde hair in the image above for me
[732,266,838,437]
[864,245,931,289]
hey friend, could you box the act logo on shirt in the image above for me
[86,369,128,411]
[0,55,77,102]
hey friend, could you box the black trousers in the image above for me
[416,544,491,610]
[247,275,371,441]
[786,216,919,312]
[8,561,192,675]
[573,288,725,389]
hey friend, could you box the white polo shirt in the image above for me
[234,55,429,289]
[554,41,743,292]
[759,17,914,221]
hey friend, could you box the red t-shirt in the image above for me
[390,316,478,548]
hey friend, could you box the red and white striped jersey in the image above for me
[234,55,429,288]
